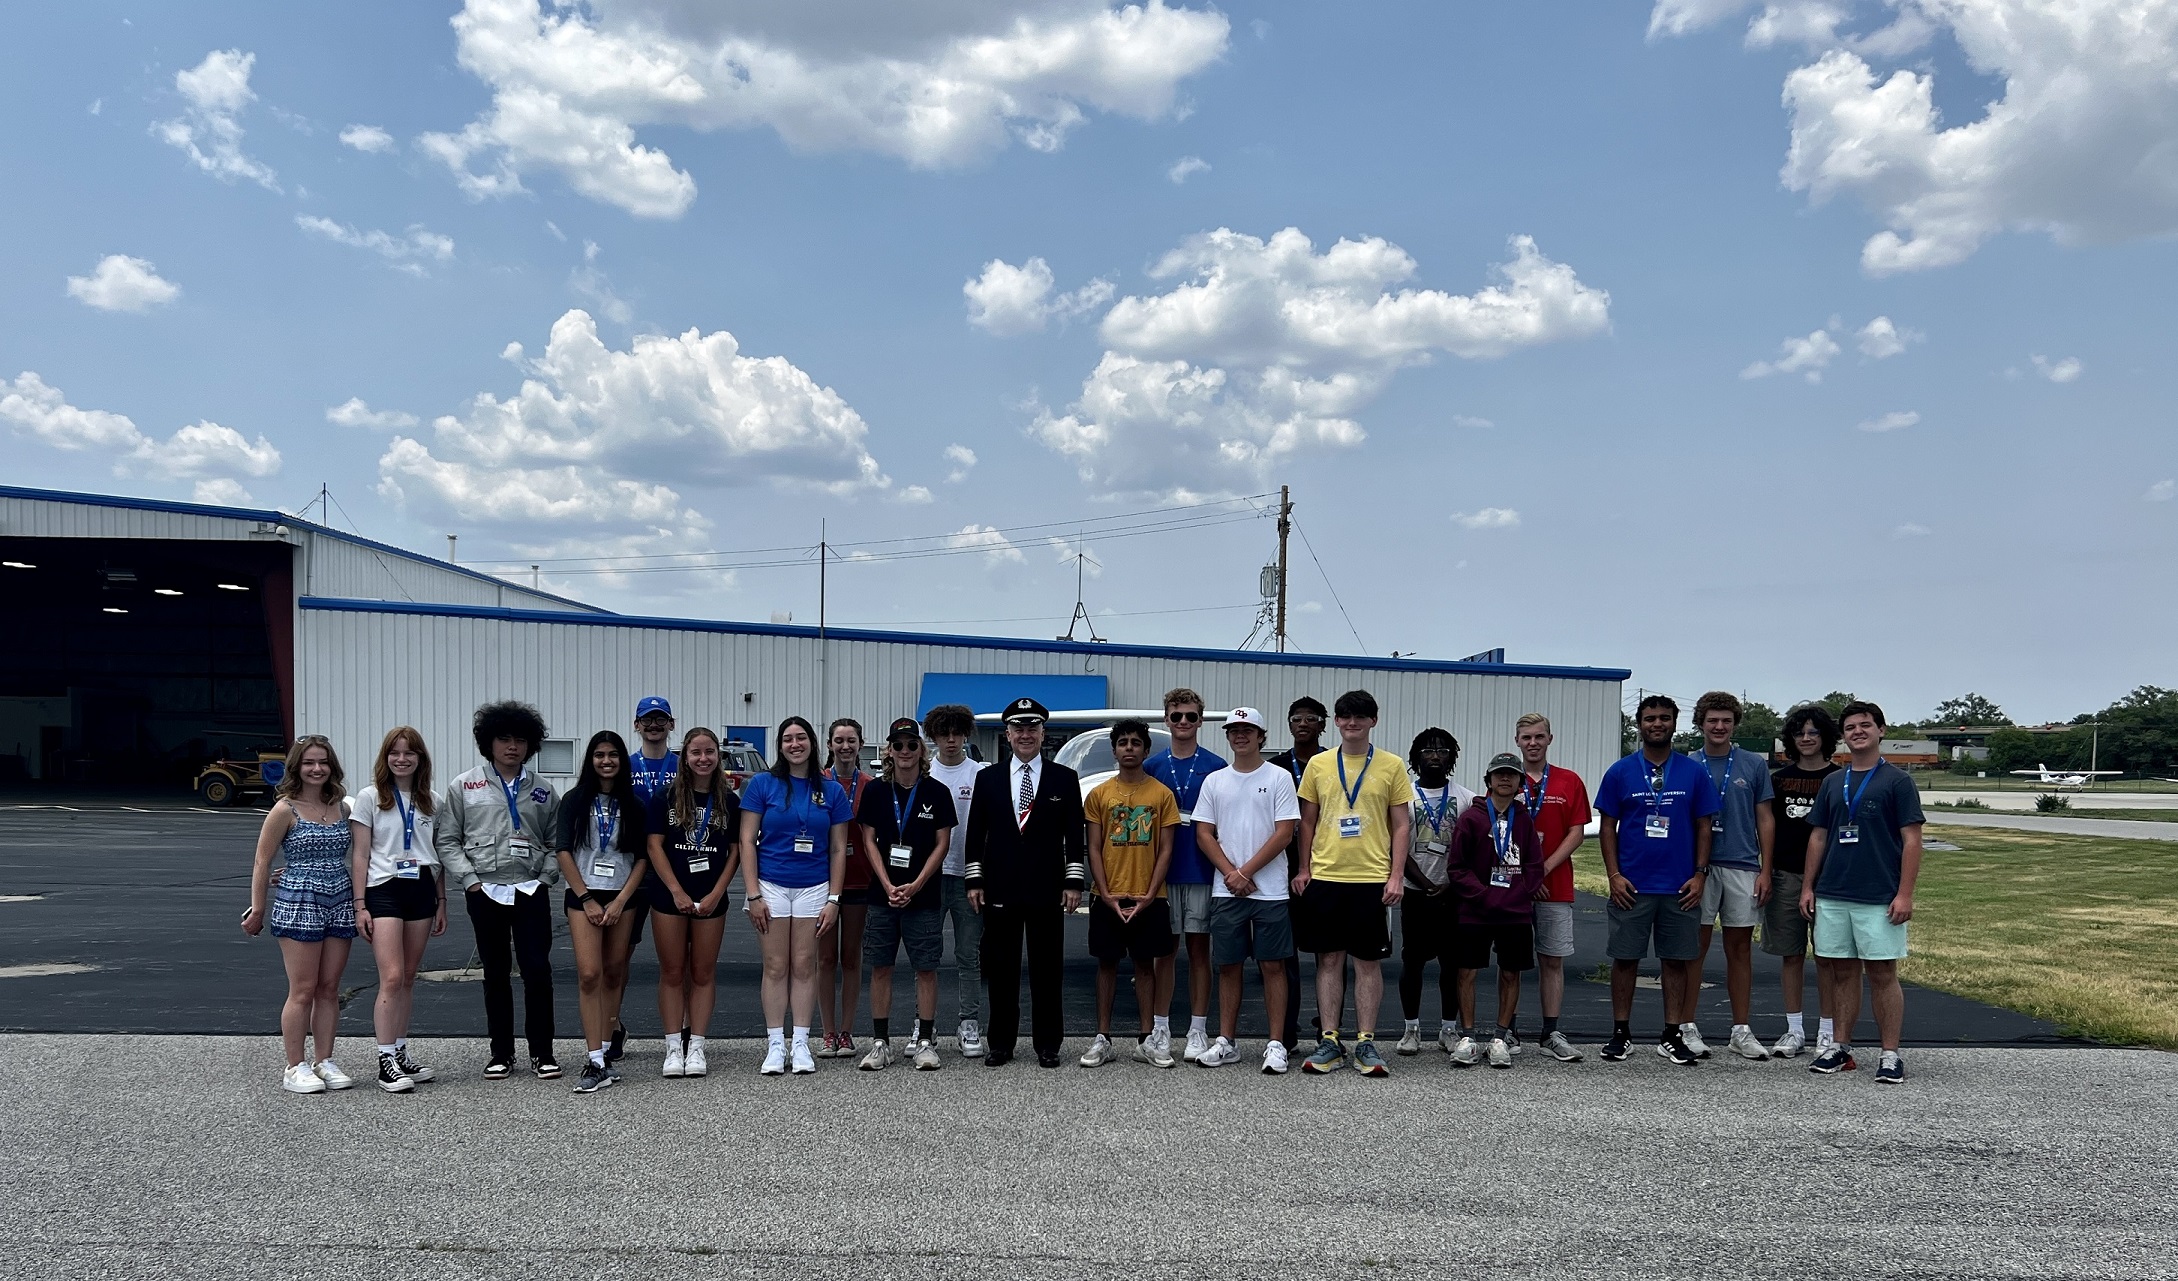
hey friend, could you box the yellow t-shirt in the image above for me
[1298,748,1417,883]
[1085,775,1181,898]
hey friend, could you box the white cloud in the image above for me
[1857,409,1919,433]
[1662,2,2178,273]
[572,240,634,324]
[1855,314,1920,359]
[963,257,1113,335]
[66,255,181,312]
[947,522,1025,567]
[0,372,282,486]
[326,398,419,430]
[1450,507,1520,530]
[153,49,279,190]
[1031,229,1608,496]
[192,478,254,505]
[2032,354,2083,383]
[1741,327,1840,382]
[1167,155,1210,183]
[2146,479,2175,502]
[896,484,934,503]
[339,124,395,153]
[1296,599,1322,614]
[943,443,977,482]
[296,216,456,275]
[1892,521,1931,537]
[420,0,1230,218]
[1451,414,1494,429]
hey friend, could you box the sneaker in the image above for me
[858,1039,895,1071]
[1540,1030,1583,1062]
[1302,1039,1347,1075]
[1197,1036,1240,1068]
[1813,1030,1837,1058]
[913,1039,942,1071]
[572,1062,613,1094]
[1678,1024,1712,1060]
[1771,1029,1808,1059]
[1350,1038,1389,1077]
[281,1063,327,1095]
[313,1060,354,1091]
[958,1018,986,1058]
[605,1024,627,1065]
[1450,1035,1480,1067]
[1729,1026,1772,1061]
[1600,1030,1633,1061]
[1487,1035,1514,1068]
[1134,1035,1175,1069]
[393,1047,435,1082]
[683,1041,708,1077]
[1080,1034,1117,1068]
[759,1043,787,1076]
[1438,1023,1461,1054]
[1395,1024,1423,1056]
[1875,1050,1905,1084]
[1656,1033,1699,1067]
[1261,1041,1289,1075]
[1504,1030,1523,1056]
[1150,1025,1174,1060]
[662,1040,686,1078]
[1811,1045,1858,1074]
[375,1053,414,1094]
[483,1058,512,1081]
[532,1058,561,1080]
[1182,1027,1210,1063]
[790,1041,817,1074]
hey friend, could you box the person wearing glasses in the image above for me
[923,703,988,1059]
[1397,728,1476,1058]
[739,717,854,1075]
[615,696,675,1059]
[1145,686,1226,1063]
[855,722,958,1071]
[556,732,651,1095]
[243,736,357,1095]
[1267,696,1329,1050]
[646,728,742,1078]
[348,727,445,1092]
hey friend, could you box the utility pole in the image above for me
[1275,484,1291,653]
[446,534,457,564]
[818,520,829,725]
[531,564,540,590]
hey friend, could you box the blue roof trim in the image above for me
[919,673,1108,717]
[0,484,606,615]
[300,595,1632,681]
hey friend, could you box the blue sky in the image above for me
[4,1,2175,725]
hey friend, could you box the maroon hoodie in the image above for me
[1447,795,1545,924]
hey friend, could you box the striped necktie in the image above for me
[1016,760,1035,826]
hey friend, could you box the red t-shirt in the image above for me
[824,768,874,890]
[1522,765,1592,903]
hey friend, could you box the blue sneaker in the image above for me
[1302,1038,1347,1075]
[1351,1037,1389,1077]
[1810,1045,1858,1074]
[1875,1050,1905,1084]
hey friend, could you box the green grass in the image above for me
[1573,827,2178,1048]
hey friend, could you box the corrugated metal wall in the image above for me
[298,606,1624,794]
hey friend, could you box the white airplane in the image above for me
[2011,763,2121,789]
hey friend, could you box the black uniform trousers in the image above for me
[465,888,556,1063]
[982,901,1066,1058]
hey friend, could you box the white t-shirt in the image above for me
[930,756,984,877]
[1191,762,1301,900]
[348,784,438,887]
[1408,778,1478,885]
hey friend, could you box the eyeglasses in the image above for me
[1289,714,1324,725]
[1167,712,1201,724]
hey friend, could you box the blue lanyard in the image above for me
[593,797,616,853]
[1486,796,1512,859]
[1336,748,1374,810]
[788,775,823,836]
[1841,759,1883,823]
[633,751,673,796]
[694,791,715,850]
[1522,764,1549,817]
[1706,749,1735,801]
[1642,754,1670,811]
[391,788,415,851]
[1416,783,1453,833]
[498,771,526,833]
[890,779,918,838]
[1163,752,1202,802]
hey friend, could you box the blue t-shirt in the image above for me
[1145,746,1227,885]
[1808,760,1925,905]
[628,750,679,806]
[739,772,854,889]
[1697,746,1774,869]
[1595,752,1723,894]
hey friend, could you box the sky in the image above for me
[4,0,2176,726]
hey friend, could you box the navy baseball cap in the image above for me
[635,696,673,719]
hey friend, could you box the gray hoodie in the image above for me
[437,762,561,891]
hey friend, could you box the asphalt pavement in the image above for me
[1925,812,2178,841]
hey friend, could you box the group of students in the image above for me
[241,682,1925,1094]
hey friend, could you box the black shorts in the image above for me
[1088,897,1177,966]
[563,887,647,921]
[362,868,439,920]
[1454,921,1536,973]
[1398,890,1459,965]
[1295,880,1391,961]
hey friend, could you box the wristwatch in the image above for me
[826,892,842,905]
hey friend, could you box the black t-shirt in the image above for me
[644,787,741,896]
[1267,748,1323,863]
[1769,763,1840,877]
[853,776,958,908]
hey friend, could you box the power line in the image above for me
[1292,518,1369,655]
[877,602,1257,628]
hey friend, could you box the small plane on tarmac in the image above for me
[2011,764,2122,789]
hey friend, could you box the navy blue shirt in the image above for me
[1595,751,1723,894]
[1808,761,1924,905]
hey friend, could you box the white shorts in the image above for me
[1700,865,1760,929]
[759,880,831,919]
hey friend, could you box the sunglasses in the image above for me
[1167,712,1201,723]
[1289,714,1324,724]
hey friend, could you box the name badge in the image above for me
[589,860,616,880]
[1338,814,1363,840]
[686,856,711,874]
[1490,865,1513,889]
[1836,825,1860,845]
[1177,810,1193,827]
[792,836,816,855]
[1644,814,1670,839]
[1711,816,1723,834]
[889,844,912,870]
[1422,840,1447,856]
[508,835,535,859]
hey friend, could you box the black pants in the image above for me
[1399,890,1459,1022]
[982,902,1065,1058]
[466,888,555,1063]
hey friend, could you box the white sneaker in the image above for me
[662,1040,686,1078]
[1134,1034,1175,1069]
[282,1063,327,1095]
[1182,1027,1210,1063]
[1150,1026,1173,1059]
[1772,1028,1808,1059]
[913,1039,942,1071]
[759,1043,787,1076]
[1728,1026,1771,1061]
[1080,1034,1117,1067]
[1395,1024,1422,1056]
[1197,1036,1240,1068]
[958,1018,986,1058]
[790,1040,817,1074]
[1813,1030,1838,1060]
[1438,1023,1461,1054]
[858,1039,894,1071]
[313,1060,354,1090]
[684,1040,709,1077]
[1261,1041,1289,1074]
[1539,1030,1583,1062]
[1679,1023,1713,1059]
[1450,1035,1480,1067]
[1486,1035,1513,1069]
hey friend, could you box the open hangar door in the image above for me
[0,536,292,793]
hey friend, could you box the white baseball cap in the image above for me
[1223,707,1267,731]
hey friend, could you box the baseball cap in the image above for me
[635,696,673,719]
[1223,707,1267,731]
[1485,751,1523,776]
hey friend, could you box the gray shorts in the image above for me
[864,900,944,971]
[1606,893,1700,961]
[1700,865,1760,929]
[1208,896,1295,965]
[1167,881,1213,934]
[1761,871,1809,957]
[1532,901,1576,958]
